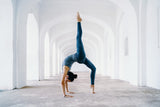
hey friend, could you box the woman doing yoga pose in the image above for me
[61,12,96,98]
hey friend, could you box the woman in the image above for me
[61,12,96,98]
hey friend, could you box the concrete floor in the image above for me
[0,72,160,107]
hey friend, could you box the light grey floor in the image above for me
[0,72,160,107]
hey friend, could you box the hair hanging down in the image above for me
[67,71,78,82]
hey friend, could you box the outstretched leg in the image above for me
[76,12,86,63]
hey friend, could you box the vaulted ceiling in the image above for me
[36,0,123,58]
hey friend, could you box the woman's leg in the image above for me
[76,22,86,62]
[84,58,96,85]
[75,12,86,63]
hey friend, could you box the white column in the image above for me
[55,43,59,75]
[13,0,17,89]
[39,36,45,80]
[16,9,28,88]
[102,31,108,76]
[114,30,119,79]
[52,42,56,76]
[57,47,61,75]
[138,0,147,86]
[0,0,14,90]
[49,42,53,77]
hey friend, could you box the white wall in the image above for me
[118,12,138,85]
[0,0,13,90]
[106,32,115,78]
[146,0,160,89]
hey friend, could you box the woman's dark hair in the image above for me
[67,71,77,82]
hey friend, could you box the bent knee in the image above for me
[92,66,96,72]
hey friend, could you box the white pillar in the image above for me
[55,43,59,75]
[114,31,119,79]
[39,36,45,80]
[0,0,14,90]
[49,42,53,77]
[16,9,28,88]
[103,31,108,76]
[12,0,17,89]
[138,0,147,86]
[52,42,56,76]
[57,48,61,75]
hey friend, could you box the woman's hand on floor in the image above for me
[64,95,74,98]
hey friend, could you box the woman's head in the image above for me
[67,71,77,82]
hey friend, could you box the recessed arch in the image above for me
[26,13,39,81]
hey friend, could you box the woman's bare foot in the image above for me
[91,85,95,94]
[67,91,75,94]
[77,12,82,22]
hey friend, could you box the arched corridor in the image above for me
[0,0,160,106]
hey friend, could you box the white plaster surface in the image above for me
[0,0,13,90]
[146,0,160,89]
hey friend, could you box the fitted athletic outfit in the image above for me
[63,22,96,85]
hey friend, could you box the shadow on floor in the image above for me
[0,90,5,92]
[20,86,36,89]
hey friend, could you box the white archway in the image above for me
[15,0,40,88]
[26,13,39,81]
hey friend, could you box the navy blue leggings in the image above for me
[76,22,96,85]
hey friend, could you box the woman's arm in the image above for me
[65,80,75,94]
[61,66,73,97]
[65,79,69,92]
